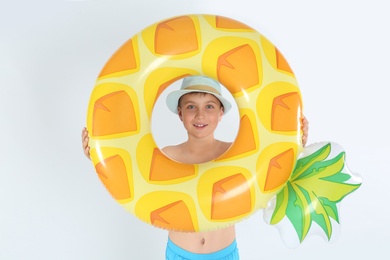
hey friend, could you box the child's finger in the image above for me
[84,147,90,157]
[83,136,89,147]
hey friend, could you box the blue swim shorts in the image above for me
[166,238,239,260]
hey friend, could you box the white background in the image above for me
[1,0,388,259]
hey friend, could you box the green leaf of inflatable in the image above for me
[268,142,361,244]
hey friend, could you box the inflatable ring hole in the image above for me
[151,76,240,163]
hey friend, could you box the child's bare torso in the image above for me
[162,139,235,253]
[168,226,236,253]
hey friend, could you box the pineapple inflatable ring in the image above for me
[87,14,303,232]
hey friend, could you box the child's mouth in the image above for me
[194,124,207,128]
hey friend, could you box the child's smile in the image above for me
[193,123,207,128]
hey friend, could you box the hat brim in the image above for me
[166,89,232,115]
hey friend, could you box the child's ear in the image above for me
[178,107,183,121]
[218,107,224,121]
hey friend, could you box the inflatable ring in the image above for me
[87,14,303,232]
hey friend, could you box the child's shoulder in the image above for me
[218,140,232,149]
[161,144,184,161]
[161,145,179,154]
[217,140,232,156]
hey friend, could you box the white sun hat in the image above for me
[166,75,232,115]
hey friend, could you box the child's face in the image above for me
[177,92,224,139]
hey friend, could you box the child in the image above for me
[82,76,309,259]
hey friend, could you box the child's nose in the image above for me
[195,109,205,118]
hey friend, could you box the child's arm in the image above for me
[301,116,309,147]
[81,127,91,160]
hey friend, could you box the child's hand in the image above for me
[81,127,91,160]
[301,116,309,147]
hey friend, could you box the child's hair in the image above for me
[177,92,224,110]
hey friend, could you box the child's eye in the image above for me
[206,104,214,109]
[187,105,195,109]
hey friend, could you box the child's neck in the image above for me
[186,135,217,149]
